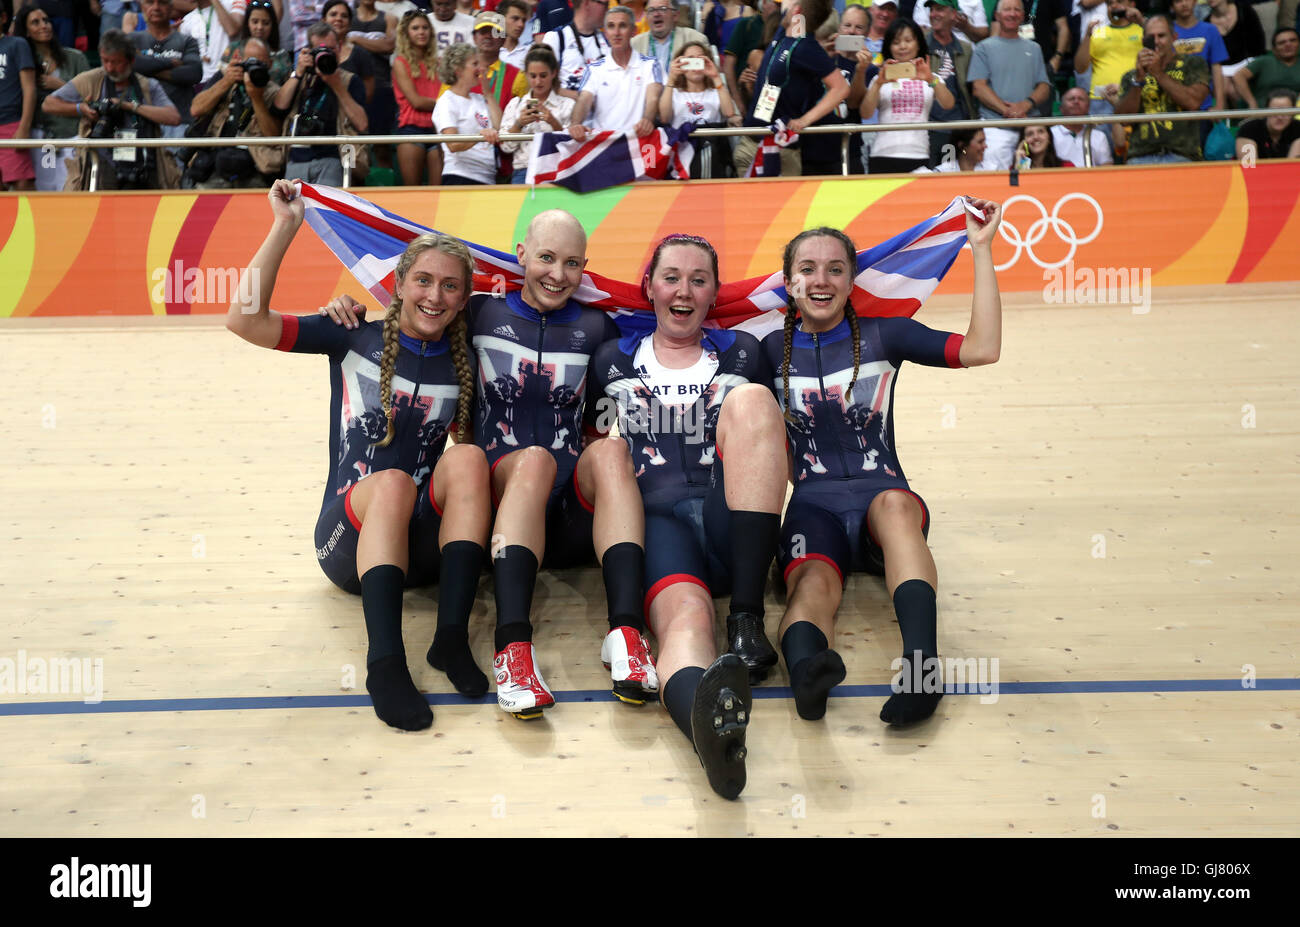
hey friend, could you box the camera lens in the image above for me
[245,60,270,87]
[313,47,338,76]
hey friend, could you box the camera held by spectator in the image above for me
[43,28,182,190]
[185,38,285,188]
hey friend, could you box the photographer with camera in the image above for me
[44,28,182,190]
[186,37,283,188]
[272,20,369,186]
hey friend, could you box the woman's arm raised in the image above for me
[958,198,1003,368]
[225,179,304,349]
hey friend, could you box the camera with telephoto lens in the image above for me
[309,46,338,75]
[87,97,155,188]
[242,58,270,88]
[86,99,128,138]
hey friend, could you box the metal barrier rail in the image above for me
[6,106,1293,186]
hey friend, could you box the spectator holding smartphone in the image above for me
[500,44,574,182]
[861,18,953,174]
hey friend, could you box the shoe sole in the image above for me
[690,654,751,801]
[503,701,553,721]
[603,660,657,706]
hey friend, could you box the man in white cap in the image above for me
[865,0,897,58]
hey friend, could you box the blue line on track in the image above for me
[0,678,1295,717]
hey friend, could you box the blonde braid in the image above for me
[781,299,798,424]
[372,297,403,449]
[448,313,474,442]
[371,231,475,448]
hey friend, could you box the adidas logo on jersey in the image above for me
[493,324,519,340]
[607,365,621,379]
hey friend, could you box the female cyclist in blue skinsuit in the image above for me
[761,199,1003,725]
[228,179,492,732]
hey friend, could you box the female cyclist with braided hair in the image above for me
[588,233,788,800]
[760,200,1002,725]
[226,179,492,733]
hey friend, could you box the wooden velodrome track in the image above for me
[1,282,1296,838]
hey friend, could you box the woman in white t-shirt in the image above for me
[658,42,739,131]
[860,18,954,174]
[432,42,502,185]
[500,44,575,183]
[658,42,739,177]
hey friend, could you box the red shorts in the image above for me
[0,122,37,183]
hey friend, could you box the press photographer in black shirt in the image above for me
[186,37,284,188]
[272,20,369,186]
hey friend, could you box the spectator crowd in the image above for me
[1,0,1297,190]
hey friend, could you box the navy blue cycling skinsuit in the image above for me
[275,313,472,593]
[468,291,621,566]
[589,328,768,610]
[761,315,965,582]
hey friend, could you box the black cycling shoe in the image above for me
[690,653,752,801]
[726,611,778,681]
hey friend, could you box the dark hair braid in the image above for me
[844,303,861,402]
[372,296,403,449]
[780,297,798,423]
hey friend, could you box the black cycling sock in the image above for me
[427,541,488,696]
[729,511,780,619]
[781,622,845,721]
[361,564,406,665]
[493,546,537,650]
[434,540,484,634]
[880,580,943,725]
[601,541,645,632]
[893,578,939,657]
[365,654,432,731]
[428,630,488,698]
[662,665,707,742]
[879,652,944,725]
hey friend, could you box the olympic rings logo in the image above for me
[994,193,1105,271]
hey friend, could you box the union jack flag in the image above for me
[524,127,694,192]
[297,183,978,337]
[745,121,800,178]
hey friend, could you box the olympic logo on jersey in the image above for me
[994,193,1104,271]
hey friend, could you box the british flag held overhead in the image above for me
[297,183,980,338]
[524,126,694,192]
